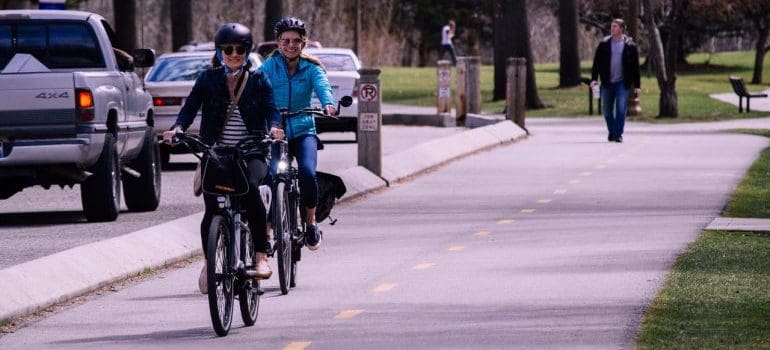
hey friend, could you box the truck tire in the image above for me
[81,133,121,222]
[124,131,162,211]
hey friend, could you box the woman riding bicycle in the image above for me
[260,17,336,251]
[163,23,283,292]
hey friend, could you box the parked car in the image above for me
[303,47,361,137]
[256,39,322,59]
[144,51,262,164]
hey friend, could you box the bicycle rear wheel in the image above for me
[207,215,234,336]
[273,181,292,295]
[238,223,259,326]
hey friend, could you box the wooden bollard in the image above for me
[455,56,481,126]
[357,68,382,176]
[436,60,452,115]
[506,57,526,130]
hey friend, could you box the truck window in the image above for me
[0,25,10,69]
[3,21,105,70]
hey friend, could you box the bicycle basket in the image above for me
[201,147,249,196]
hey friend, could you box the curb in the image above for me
[0,120,526,324]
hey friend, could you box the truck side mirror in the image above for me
[132,49,155,68]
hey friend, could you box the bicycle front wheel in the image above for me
[238,222,259,326]
[273,180,292,295]
[207,215,234,336]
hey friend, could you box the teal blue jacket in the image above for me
[260,55,335,140]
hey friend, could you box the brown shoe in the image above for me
[254,252,272,279]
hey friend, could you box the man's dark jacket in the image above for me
[591,35,640,89]
[173,66,281,145]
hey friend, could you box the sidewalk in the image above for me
[705,217,770,231]
[0,110,527,323]
[710,88,770,112]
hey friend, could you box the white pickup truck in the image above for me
[0,10,161,222]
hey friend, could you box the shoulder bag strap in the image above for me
[223,71,250,126]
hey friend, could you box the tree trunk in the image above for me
[113,0,136,52]
[263,0,283,42]
[659,82,678,118]
[492,0,512,101]
[642,0,682,118]
[558,0,580,87]
[751,24,768,84]
[170,0,192,52]
[511,0,543,109]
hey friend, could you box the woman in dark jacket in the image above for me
[163,23,283,293]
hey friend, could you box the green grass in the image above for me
[636,130,770,349]
[380,51,770,121]
[723,129,770,218]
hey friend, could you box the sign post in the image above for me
[436,60,452,115]
[357,68,382,176]
[506,57,527,130]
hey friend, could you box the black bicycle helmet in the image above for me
[274,17,307,37]
[214,23,253,51]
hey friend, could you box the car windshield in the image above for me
[146,55,211,82]
[313,53,357,72]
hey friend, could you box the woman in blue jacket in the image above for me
[260,17,336,251]
[164,23,283,292]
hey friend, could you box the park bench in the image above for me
[729,76,768,113]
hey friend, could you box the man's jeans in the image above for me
[601,81,629,139]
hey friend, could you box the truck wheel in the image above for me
[81,133,121,222]
[124,131,162,211]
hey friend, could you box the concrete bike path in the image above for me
[0,116,767,349]
[0,120,526,324]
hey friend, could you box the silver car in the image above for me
[303,48,361,137]
[144,51,261,164]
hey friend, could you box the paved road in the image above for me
[1,117,766,349]
[0,126,462,269]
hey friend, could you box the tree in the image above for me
[170,0,192,51]
[511,0,544,108]
[736,0,770,84]
[559,0,581,87]
[112,0,136,51]
[643,0,687,118]
[263,0,283,42]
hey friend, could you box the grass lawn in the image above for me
[380,51,770,121]
[636,130,770,349]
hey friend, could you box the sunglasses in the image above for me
[280,38,304,46]
[221,45,247,55]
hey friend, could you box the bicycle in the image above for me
[171,132,269,337]
[271,96,353,295]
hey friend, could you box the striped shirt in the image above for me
[217,106,248,146]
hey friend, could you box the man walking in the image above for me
[590,18,640,143]
[438,19,457,66]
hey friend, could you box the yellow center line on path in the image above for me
[334,309,364,319]
[536,198,552,204]
[413,262,436,270]
[554,189,567,194]
[594,164,607,169]
[497,219,514,224]
[373,283,397,293]
[520,208,536,213]
[284,342,312,350]
[579,171,592,176]
[473,230,490,237]
[448,245,465,252]
[569,179,581,184]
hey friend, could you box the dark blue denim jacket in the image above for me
[173,67,281,145]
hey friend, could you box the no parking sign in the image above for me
[359,83,378,102]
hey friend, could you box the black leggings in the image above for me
[200,156,270,257]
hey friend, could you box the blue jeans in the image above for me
[601,81,629,139]
[270,135,318,209]
[438,44,457,66]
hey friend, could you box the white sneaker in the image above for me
[198,262,207,294]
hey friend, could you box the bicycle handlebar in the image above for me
[279,95,353,120]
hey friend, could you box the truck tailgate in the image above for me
[0,72,78,136]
